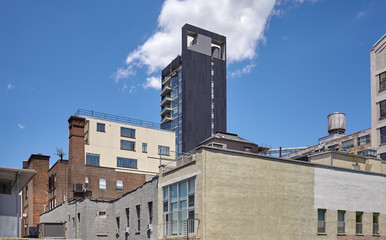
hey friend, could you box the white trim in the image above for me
[158,171,201,188]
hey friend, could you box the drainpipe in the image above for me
[330,152,333,166]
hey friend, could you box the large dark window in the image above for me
[86,153,100,166]
[121,127,135,138]
[97,123,105,132]
[381,127,386,144]
[117,157,137,169]
[158,145,170,156]
[381,153,386,161]
[121,140,135,151]
[380,72,386,92]
[380,100,386,119]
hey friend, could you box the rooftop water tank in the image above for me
[327,112,346,135]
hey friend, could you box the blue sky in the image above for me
[0,0,385,168]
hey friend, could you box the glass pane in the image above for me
[171,202,178,212]
[163,201,168,212]
[179,182,187,200]
[170,184,177,202]
[318,209,325,221]
[188,195,194,207]
[171,212,178,235]
[163,187,168,200]
[179,200,187,210]
[188,179,195,193]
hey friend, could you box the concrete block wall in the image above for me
[40,177,158,240]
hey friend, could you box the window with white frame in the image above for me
[99,178,106,190]
[162,177,195,236]
[116,180,123,191]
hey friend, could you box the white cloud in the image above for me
[5,83,15,94]
[115,0,277,89]
[113,66,136,83]
[355,11,366,19]
[143,76,161,90]
[18,123,25,129]
[230,63,256,78]
[282,35,288,41]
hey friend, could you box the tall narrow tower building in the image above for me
[160,24,227,155]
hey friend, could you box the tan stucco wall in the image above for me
[158,148,386,240]
[84,117,175,175]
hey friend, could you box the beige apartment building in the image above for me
[158,146,386,240]
[371,34,386,161]
[77,109,176,175]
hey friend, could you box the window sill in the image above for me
[373,234,380,237]
[337,233,346,236]
[356,234,364,236]
[317,232,327,235]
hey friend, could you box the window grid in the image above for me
[121,140,135,151]
[158,145,170,156]
[317,209,326,233]
[357,135,370,146]
[117,157,137,169]
[162,178,195,237]
[380,100,386,119]
[356,212,363,235]
[373,213,380,235]
[86,153,100,166]
[342,140,354,150]
[337,210,345,233]
[380,72,386,92]
[121,127,135,138]
[97,123,105,132]
[142,143,147,153]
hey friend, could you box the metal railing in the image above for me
[74,109,160,129]
[163,219,198,238]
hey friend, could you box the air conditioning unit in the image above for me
[125,227,130,233]
[73,183,83,192]
[148,224,153,231]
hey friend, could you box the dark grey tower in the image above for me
[160,24,226,155]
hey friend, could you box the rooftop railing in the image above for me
[74,109,161,130]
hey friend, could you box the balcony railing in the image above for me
[74,109,160,130]
[161,115,173,125]
[160,85,172,97]
[160,97,173,107]
[162,76,171,85]
[161,105,172,116]
[163,219,198,238]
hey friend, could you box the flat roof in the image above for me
[0,166,36,193]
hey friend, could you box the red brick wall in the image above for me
[21,154,49,236]
[47,160,68,209]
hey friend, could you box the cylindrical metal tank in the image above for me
[327,112,346,135]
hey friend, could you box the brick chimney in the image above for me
[67,116,86,199]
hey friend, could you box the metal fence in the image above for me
[74,109,161,129]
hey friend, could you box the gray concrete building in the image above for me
[160,24,227,155]
[0,166,35,238]
[40,177,158,240]
[371,34,386,160]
